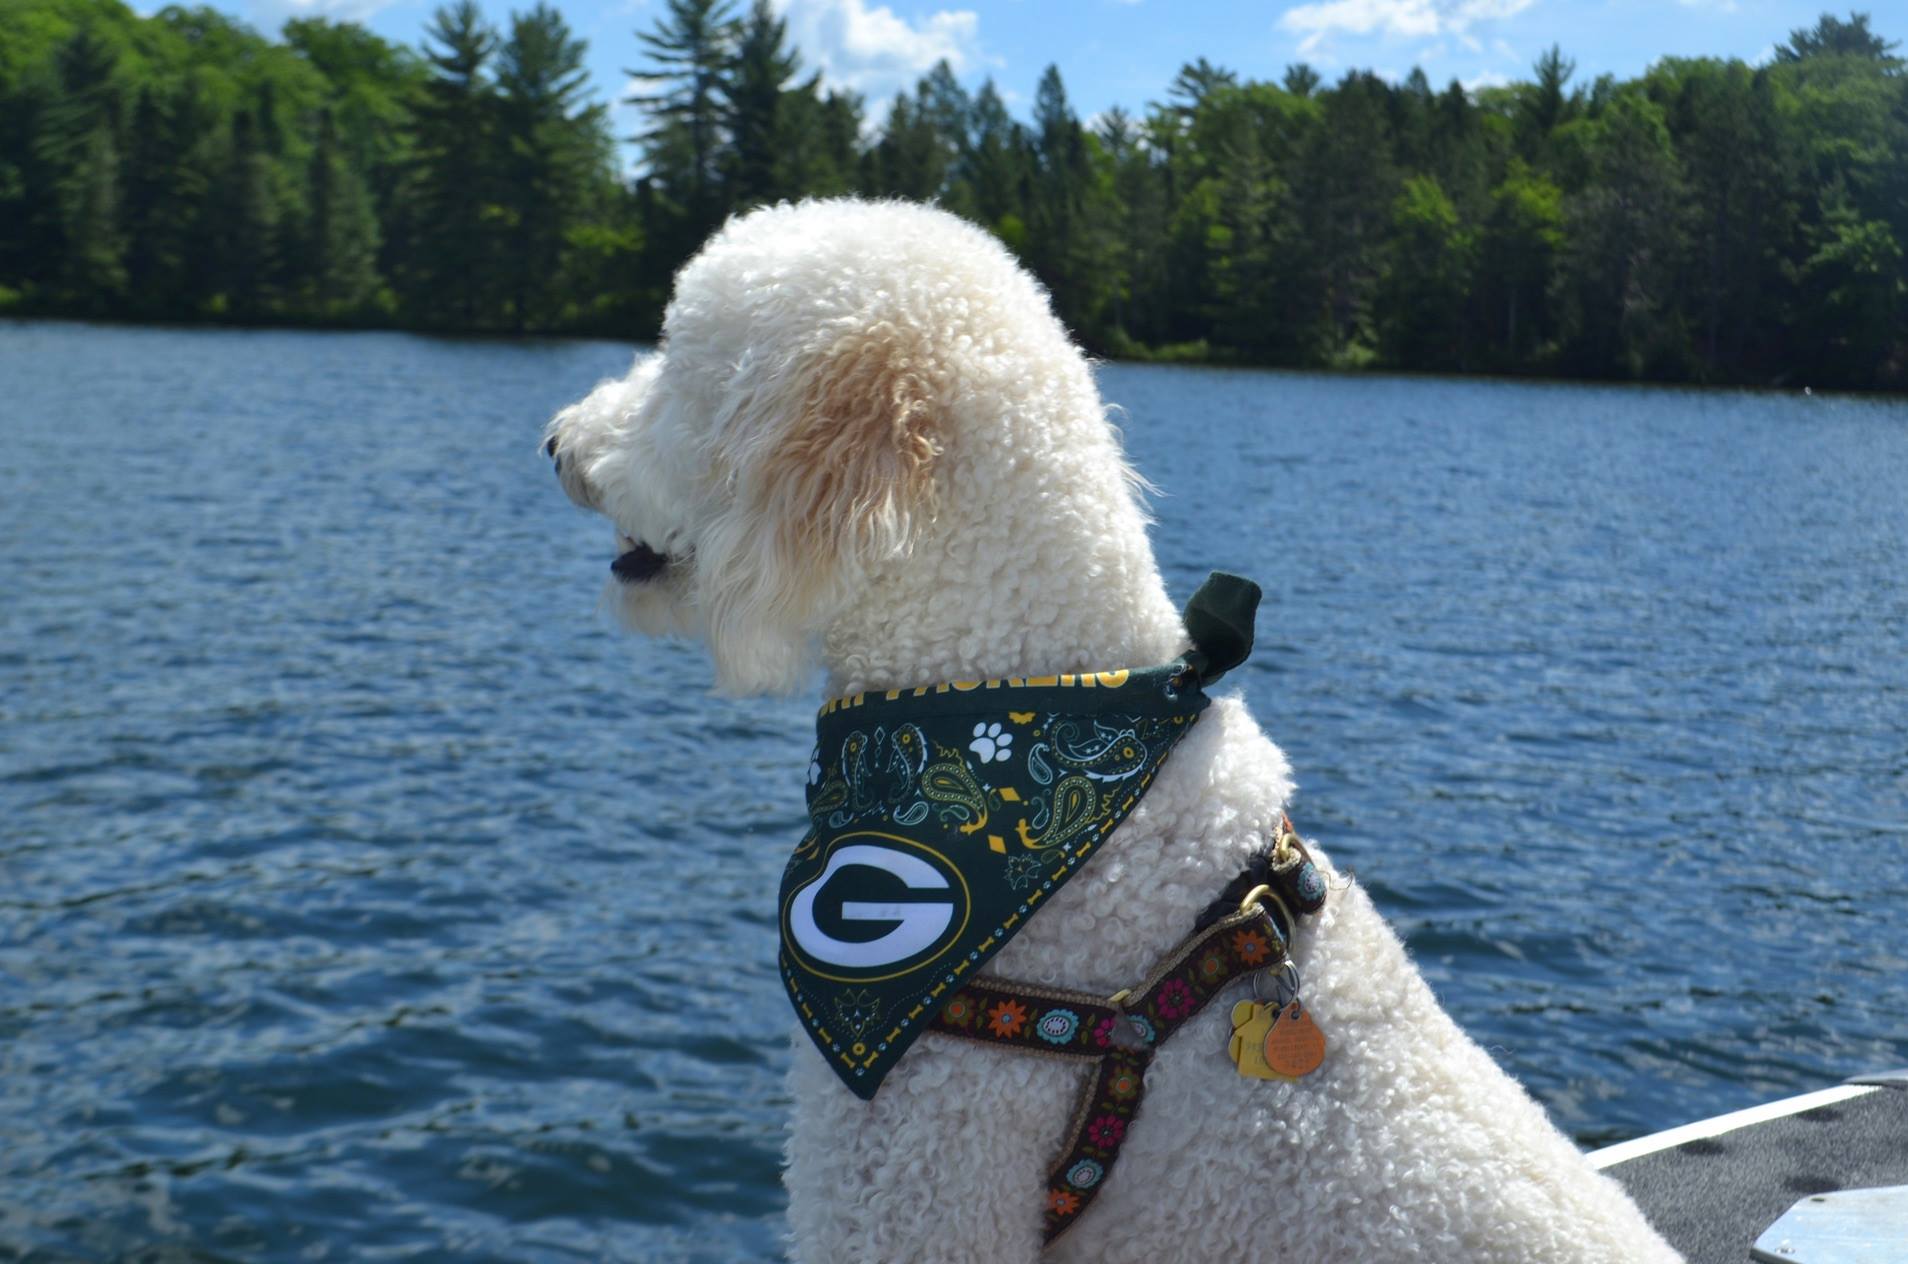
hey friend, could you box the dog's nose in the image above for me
[545,435,562,473]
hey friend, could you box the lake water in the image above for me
[2,320,1905,1262]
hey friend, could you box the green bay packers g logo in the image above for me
[782,833,970,983]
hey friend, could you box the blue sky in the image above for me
[215,0,1870,145]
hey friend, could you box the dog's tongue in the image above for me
[612,543,668,583]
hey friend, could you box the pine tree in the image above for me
[916,59,973,195]
[1662,60,1798,377]
[497,3,602,330]
[1282,63,1321,98]
[1552,91,1689,377]
[1096,106,1170,345]
[963,81,1027,229]
[866,94,946,199]
[1301,71,1399,357]
[306,106,382,315]
[774,80,864,197]
[627,0,738,232]
[722,0,798,207]
[1205,127,1287,357]
[1027,65,1093,327]
[215,101,285,319]
[1775,12,1902,64]
[36,29,126,308]
[1518,45,1580,156]
[1165,58,1238,118]
[409,0,501,325]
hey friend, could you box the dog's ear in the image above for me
[698,324,942,694]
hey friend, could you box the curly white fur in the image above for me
[545,198,1680,1263]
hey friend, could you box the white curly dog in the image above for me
[544,199,1679,1263]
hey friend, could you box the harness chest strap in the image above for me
[927,900,1292,1247]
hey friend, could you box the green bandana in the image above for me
[778,573,1261,1100]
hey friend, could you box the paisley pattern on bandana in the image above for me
[778,665,1210,1100]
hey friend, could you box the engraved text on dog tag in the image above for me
[1263,1001,1326,1078]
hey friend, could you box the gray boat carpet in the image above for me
[1604,1084,1908,1264]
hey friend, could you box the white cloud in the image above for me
[1461,69,1511,90]
[773,0,985,100]
[1278,0,1535,55]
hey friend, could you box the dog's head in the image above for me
[545,199,1071,695]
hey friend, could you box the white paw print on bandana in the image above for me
[808,748,822,785]
[969,722,1013,763]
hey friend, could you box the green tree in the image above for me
[1165,57,1237,117]
[865,92,946,199]
[205,101,283,319]
[1796,182,1904,382]
[961,80,1028,229]
[1476,159,1564,363]
[496,3,604,330]
[1301,71,1399,357]
[36,28,125,308]
[1377,175,1474,367]
[774,78,864,197]
[721,0,798,206]
[627,0,737,232]
[305,106,382,315]
[916,60,973,168]
[1517,45,1581,157]
[1026,65,1097,331]
[408,0,501,325]
[1776,11,1901,64]
[1282,63,1321,98]
[1656,59,1799,377]
[1552,91,1690,377]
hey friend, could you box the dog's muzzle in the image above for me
[545,438,674,584]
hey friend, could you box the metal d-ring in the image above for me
[1237,883,1297,934]
[1238,883,1275,914]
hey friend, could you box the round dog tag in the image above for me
[1263,1001,1326,1078]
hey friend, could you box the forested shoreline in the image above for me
[3,0,1904,389]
